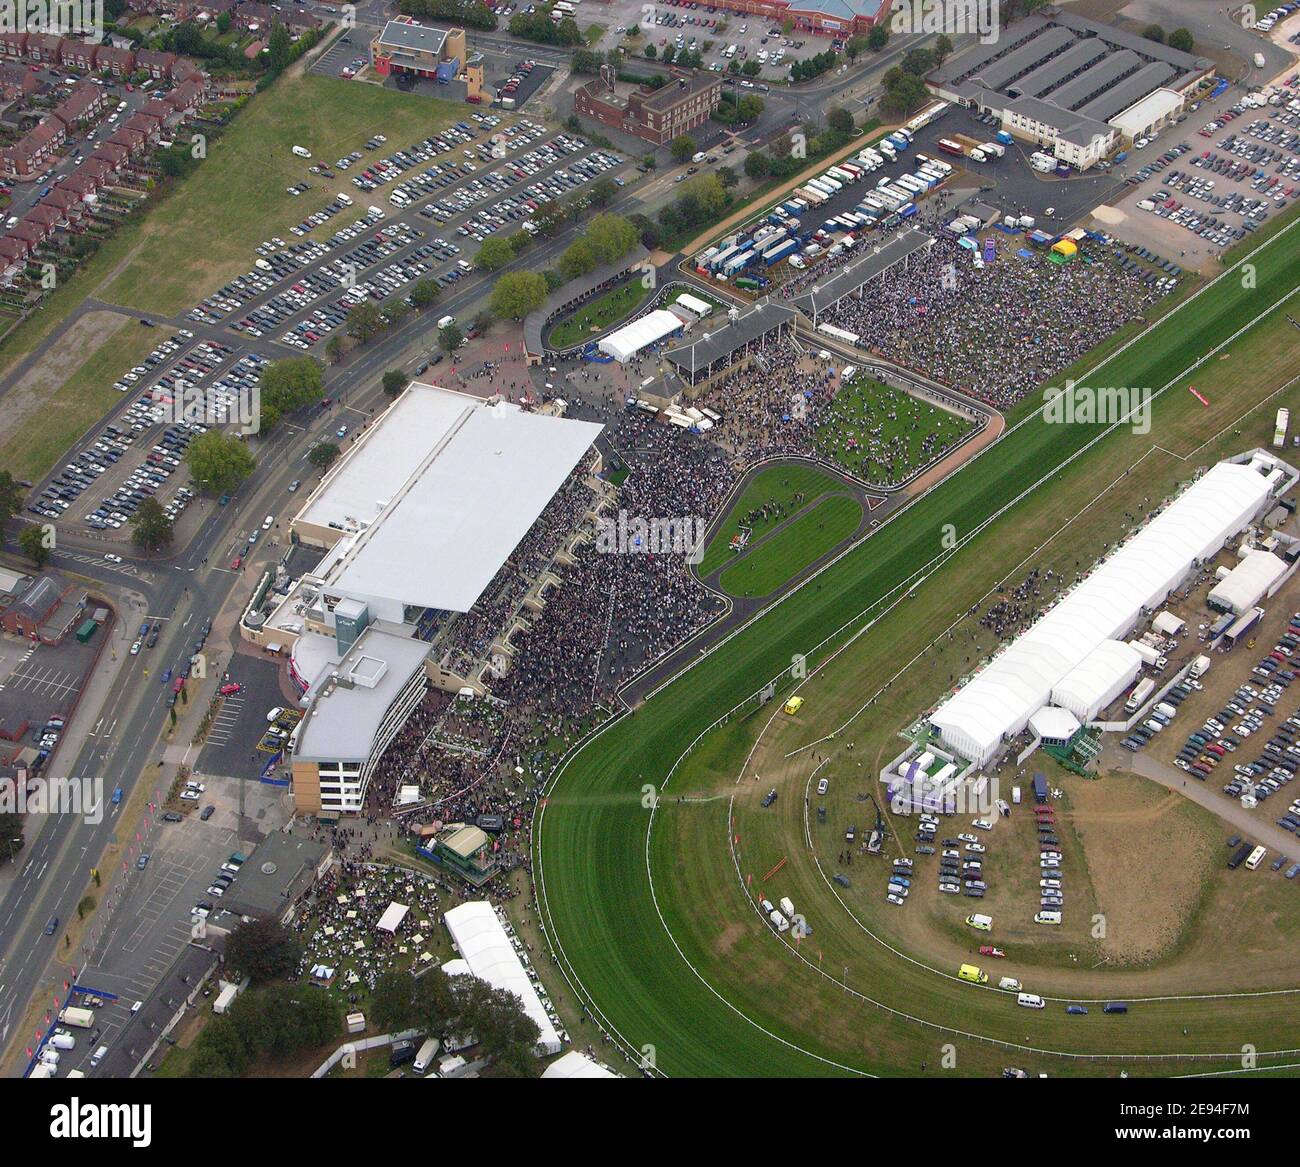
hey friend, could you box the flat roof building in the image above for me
[927,7,1213,169]
[370,17,466,79]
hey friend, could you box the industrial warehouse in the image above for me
[924,452,1299,771]
[927,8,1214,169]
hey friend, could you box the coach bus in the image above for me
[1274,407,1289,448]
[905,101,950,135]
[1245,845,1268,871]
[936,138,965,157]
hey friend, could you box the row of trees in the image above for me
[399,0,498,32]
[510,11,583,46]
[371,966,542,1077]
[740,105,862,184]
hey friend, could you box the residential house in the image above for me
[95,45,137,77]
[134,49,179,81]
[24,34,64,63]
[59,41,99,71]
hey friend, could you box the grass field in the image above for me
[535,215,1300,1076]
[547,280,650,349]
[811,376,977,486]
[718,494,863,597]
[698,463,844,577]
[0,316,159,482]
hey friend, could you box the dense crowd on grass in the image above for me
[693,337,976,486]
[789,235,1163,409]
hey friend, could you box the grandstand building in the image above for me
[928,452,1297,768]
[662,301,798,389]
[242,383,606,814]
[927,8,1213,169]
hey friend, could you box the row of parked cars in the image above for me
[196,850,247,912]
[1121,680,1193,752]
[235,220,419,345]
[1032,804,1063,924]
[936,818,993,901]
[348,124,480,194]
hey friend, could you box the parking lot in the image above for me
[186,118,629,355]
[1103,74,1300,266]
[197,654,291,782]
[588,0,841,79]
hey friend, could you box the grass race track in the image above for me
[535,218,1300,1077]
[718,493,863,597]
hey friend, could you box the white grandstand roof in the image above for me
[542,1050,619,1079]
[598,309,685,363]
[444,901,562,1055]
[1207,549,1288,615]
[931,460,1275,765]
[297,384,601,613]
[1050,639,1143,723]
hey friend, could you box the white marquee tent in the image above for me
[542,1050,620,1079]
[1207,549,1288,615]
[932,461,1273,765]
[377,902,409,934]
[598,309,684,363]
[1050,639,1143,722]
[444,901,562,1055]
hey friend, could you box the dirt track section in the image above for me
[906,407,1007,498]
[0,309,129,435]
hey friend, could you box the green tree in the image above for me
[17,524,51,569]
[743,150,771,180]
[845,35,868,61]
[0,815,25,866]
[867,23,889,50]
[325,333,344,364]
[130,498,174,552]
[224,918,303,983]
[382,369,410,398]
[933,33,953,65]
[589,176,617,207]
[409,278,441,308]
[1142,23,1165,43]
[559,238,597,280]
[216,9,231,33]
[827,105,855,136]
[490,271,547,319]
[267,21,293,71]
[586,213,638,265]
[346,300,385,344]
[1167,27,1194,52]
[308,442,340,472]
[669,134,697,163]
[0,470,25,528]
[476,237,515,272]
[741,58,760,76]
[438,322,463,353]
[644,43,656,58]
[186,430,256,495]
[259,356,324,429]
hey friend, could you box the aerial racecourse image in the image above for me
[0,0,1296,1144]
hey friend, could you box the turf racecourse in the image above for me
[534,220,1300,1077]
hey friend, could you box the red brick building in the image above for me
[574,73,722,146]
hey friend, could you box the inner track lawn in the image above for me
[535,216,1300,1077]
[718,494,863,597]
[698,462,844,577]
[810,376,976,486]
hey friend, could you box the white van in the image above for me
[768,909,789,933]
[413,1036,441,1075]
[336,192,353,206]
[1034,910,1062,925]
[779,896,795,919]
[292,145,312,158]
[90,1045,108,1067]
[49,1031,76,1051]
[965,913,992,931]
[266,707,284,723]
[437,315,456,331]
[998,976,1021,992]
[1017,992,1046,1009]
